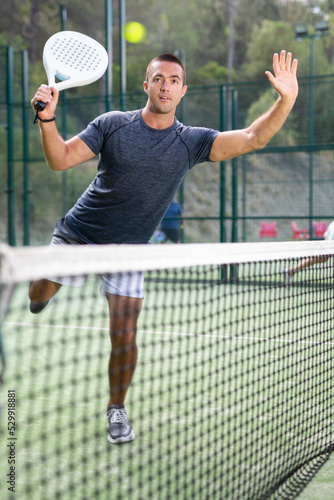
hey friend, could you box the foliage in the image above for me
[193,60,230,85]
[1,0,334,85]
[242,20,296,80]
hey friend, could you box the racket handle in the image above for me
[34,100,47,112]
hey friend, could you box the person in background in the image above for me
[284,221,334,285]
[160,199,184,243]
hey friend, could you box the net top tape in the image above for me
[1,241,334,284]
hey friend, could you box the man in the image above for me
[160,199,183,243]
[29,51,298,444]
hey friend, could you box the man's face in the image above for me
[144,61,187,115]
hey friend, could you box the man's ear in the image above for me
[181,85,188,98]
[143,81,148,94]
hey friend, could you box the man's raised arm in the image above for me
[31,84,96,171]
[209,50,298,162]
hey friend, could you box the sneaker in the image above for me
[29,297,53,314]
[105,404,135,444]
[283,269,292,286]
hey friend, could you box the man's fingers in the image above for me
[291,58,298,74]
[279,50,287,71]
[272,52,279,74]
[264,70,275,86]
[271,50,298,76]
[34,85,51,103]
[285,52,292,71]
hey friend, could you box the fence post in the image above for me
[219,84,228,281]
[220,84,226,244]
[309,50,314,238]
[119,0,126,111]
[242,113,247,242]
[175,50,186,243]
[6,46,16,246]
[105,0,113,111]
[22,50,30,245]
[60,4,68,215]
[231,89,238,243]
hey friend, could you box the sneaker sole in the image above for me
[107,429,135,444]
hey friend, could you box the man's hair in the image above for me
[145,53,186,85]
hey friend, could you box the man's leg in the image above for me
[29,279,62,313]
[105,292,142,443]
[106,293,142,405]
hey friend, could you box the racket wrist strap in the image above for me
[34,111,56,124]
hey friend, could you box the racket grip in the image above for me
[34,100,47,112]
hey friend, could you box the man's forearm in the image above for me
[39,122,69,171]
[248,94,296,150]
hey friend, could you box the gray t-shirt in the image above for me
[65,109,219,244]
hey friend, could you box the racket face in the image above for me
[43,31,109,91]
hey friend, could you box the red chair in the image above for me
[260,222,277,238]
[312,221,327,239]
[291,222,309,240]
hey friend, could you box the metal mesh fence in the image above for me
[1,43,334,245]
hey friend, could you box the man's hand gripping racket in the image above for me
[33,31,108,122]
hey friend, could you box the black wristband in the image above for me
[34,111,56,124]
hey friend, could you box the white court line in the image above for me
[3,321,334,345]
[4,321,108,332]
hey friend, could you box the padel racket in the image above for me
[34,31,109,112]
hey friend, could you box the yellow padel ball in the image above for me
[123,21,147,44]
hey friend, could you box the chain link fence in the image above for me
[1,46,334,245]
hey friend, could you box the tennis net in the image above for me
[0,240,334,500]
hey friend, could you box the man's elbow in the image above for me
[47,159,67,171]
[248,132,270,153]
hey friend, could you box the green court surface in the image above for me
[0,269,333,499]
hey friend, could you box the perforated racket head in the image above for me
[42,31,109,92]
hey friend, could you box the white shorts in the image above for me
[49,218,144,299]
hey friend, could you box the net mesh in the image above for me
[0,241,334,500]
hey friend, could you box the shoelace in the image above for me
[105,408,127,424]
